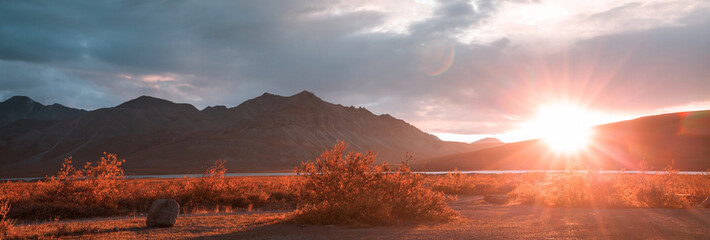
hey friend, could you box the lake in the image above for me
[1,170,707,181]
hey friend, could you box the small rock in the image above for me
[702,196,710,208]
[146,199,180,228]
[484,195,510,205]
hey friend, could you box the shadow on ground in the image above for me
[193,196,710,240]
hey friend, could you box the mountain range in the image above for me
[0,91,500,177]
[3,92,709,178]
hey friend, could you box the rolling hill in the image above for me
[416,110,710,171]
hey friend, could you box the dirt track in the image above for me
[200,196,710,239]
[11,196,710,239]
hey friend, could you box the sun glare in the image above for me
[523,104,598,153]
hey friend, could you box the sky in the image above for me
[1,0,709,143]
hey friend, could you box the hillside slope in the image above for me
[417,110,710,171]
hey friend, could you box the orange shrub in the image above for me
[48,153,125,206]
[508,162,708,208]
[1,155,300,220]
[293,141,457,225]
[5,153,129,219]
[520,170,615,207]
[0,200,14,239]
[157,160,300,212]
[430,171,518,195]
[630,167,691,208]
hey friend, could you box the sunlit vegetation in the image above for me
[0,153,127,220]
[293,141,457,225]
[429,171,520,195]
[0,200,14,239]
[0,154,300,221]
[158,160,300,213]
[423,163,710,209]
[508,162,710,208]
[1,143,709,237]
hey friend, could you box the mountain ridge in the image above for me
[0,96,86,127]
[0,92,495,177]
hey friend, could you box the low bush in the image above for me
[509,169,615,207]
[1,155,300,220]
[430,171,518,195]
[631,165,692,208]
[8,153,127,219]
[293,141,457,225]
[156,160,300,212]
[0,200,14,239]
[508,161,708,208]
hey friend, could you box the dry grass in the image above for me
[428,171,520,195]
[508,162,710,208]
[5,213,288,239]
[424,163,710,209]
[1,146,709,238]
[293,141,457,225]
[0,154,301,221]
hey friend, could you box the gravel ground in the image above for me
[10,196,710,239]
[203,196,710,239]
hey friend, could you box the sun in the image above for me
[524,104,598,153]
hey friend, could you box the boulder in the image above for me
[484,195,510,205]
[702,196,710,208]
[146,199,180,228]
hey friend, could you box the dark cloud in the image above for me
[0,0,709,140]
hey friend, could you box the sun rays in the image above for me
[526,104,597,153]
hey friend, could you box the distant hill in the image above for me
[416,110,710,171]
[0,92,498,177]
[468,137,504,149]
[471,137,503,144]
[0,96,86,127]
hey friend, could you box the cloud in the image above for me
[656,100,710,113]
[0,0,709,142]
[0,60,114,109]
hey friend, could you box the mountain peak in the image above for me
[249,91,325,105]
[0,96,86,127]
[289,90,324,103]
[117,95,179,109]
[293,90,316,97]
[4,96,36,104]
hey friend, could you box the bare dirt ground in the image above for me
[11,196,710,239]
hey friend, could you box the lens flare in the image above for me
[417,41,455,76]
[522,104,600,153]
